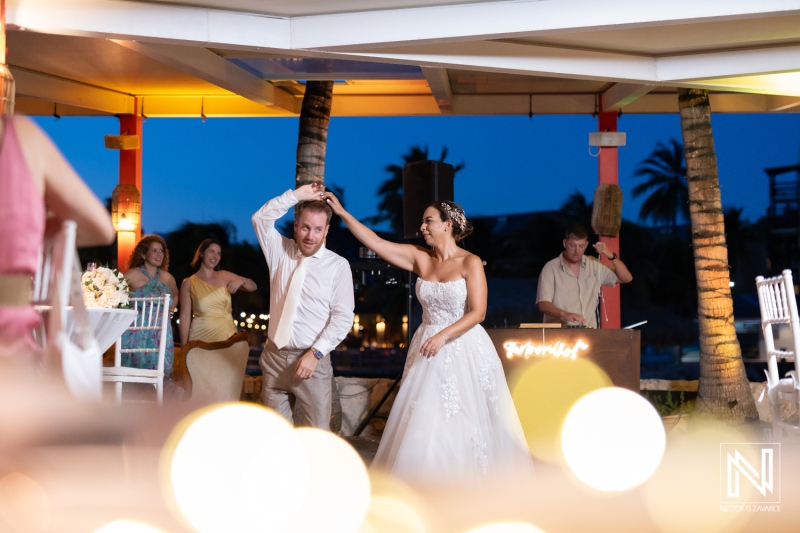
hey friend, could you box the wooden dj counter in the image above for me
[486,327,641,391]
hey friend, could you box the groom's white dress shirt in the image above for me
[252,189,354,355]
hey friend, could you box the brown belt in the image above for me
[0,274,33,307]
[266,338,308,355]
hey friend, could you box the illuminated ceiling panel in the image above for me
[227,57,424,81]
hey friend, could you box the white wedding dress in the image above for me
[371,278,534,484]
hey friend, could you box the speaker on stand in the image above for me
[401,159,455,352]
[402,160,455,240]
[352,161,456,436]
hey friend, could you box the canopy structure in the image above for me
[6,0,800,328]
[6,0,800,118]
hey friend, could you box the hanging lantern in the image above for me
[591,183,623,237]
[111,184,141,232]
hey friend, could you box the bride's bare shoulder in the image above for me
[458,249,481,263]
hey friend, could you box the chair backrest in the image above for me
[183,331,249,404]
[32,220,77,349]
[756,270,800,358]
[118,295,172,372]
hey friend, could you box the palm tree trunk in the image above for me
[293,80,342,433]
[295,81,333,188]
[678,88,758,423]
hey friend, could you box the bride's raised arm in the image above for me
[325,192,422,273]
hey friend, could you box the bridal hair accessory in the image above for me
[439,202,468,233]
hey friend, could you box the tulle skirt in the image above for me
[371,321,534,485]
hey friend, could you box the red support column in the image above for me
[1,0,6,64]
[116,111,143,269]
[597,109,621,328]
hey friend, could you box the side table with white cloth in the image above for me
[36,306,138,400]
[75,308,138,353]
[38,306,138,354]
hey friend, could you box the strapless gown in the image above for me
[188,275,237,343]
[371,278,534,484]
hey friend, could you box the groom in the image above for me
[252,183,354,429]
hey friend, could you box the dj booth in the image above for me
[486,327,641,391]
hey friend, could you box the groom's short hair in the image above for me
[565,224,589,241]
[295,200,332,225]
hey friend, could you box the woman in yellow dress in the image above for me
[179,239,256,345]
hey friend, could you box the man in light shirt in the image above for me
[253,183,354,429]
[537,224,633,328]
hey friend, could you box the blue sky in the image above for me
[34,112,800,244]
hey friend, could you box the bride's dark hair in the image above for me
[426,201,474,242]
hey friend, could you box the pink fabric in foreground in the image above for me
[0,117,46,356]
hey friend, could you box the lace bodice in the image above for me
[417,278,467,327]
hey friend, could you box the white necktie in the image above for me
[273,255,309,348]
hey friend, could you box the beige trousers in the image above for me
[259,340,332,430]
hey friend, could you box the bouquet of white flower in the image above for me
[81,266,131,309]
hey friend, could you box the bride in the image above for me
[325,193,533,485]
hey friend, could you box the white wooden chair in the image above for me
[32,220,77,350]
[102,294,171,404]
[756,269,800,439]
[31,220,105,400]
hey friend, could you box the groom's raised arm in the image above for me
[252,189,297,268]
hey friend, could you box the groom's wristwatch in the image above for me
[311,347,324,360]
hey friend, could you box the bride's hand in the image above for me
[324,192,346,215]
[420,332,448,358]
[294,183,326,203]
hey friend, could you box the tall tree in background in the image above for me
[294,80,343,433]
[368,145,464,239]
[632,139,689,233]
[296,81,333,188]
[678,88,757,423]
[560,189,593,228]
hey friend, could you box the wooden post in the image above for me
[116,105,143,268]
[597,105,621,328]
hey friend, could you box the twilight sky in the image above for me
[34,112,800,244]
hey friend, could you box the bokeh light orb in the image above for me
[162,403,310,533]
[361,471,430,533]
[561,387,665,491]
[465,522,546,533]
[283,428,370,533]
[92,520,167,533]
[510,356,611,463]
[643,424,752,533]
[360,496,427,533]
[0,472,51,533]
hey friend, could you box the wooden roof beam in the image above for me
[601,83,655,111]
[421,67,452,112]
[10,66,134,114]
[112,41,300,114]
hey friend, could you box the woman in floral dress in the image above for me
[121,235,179,377]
